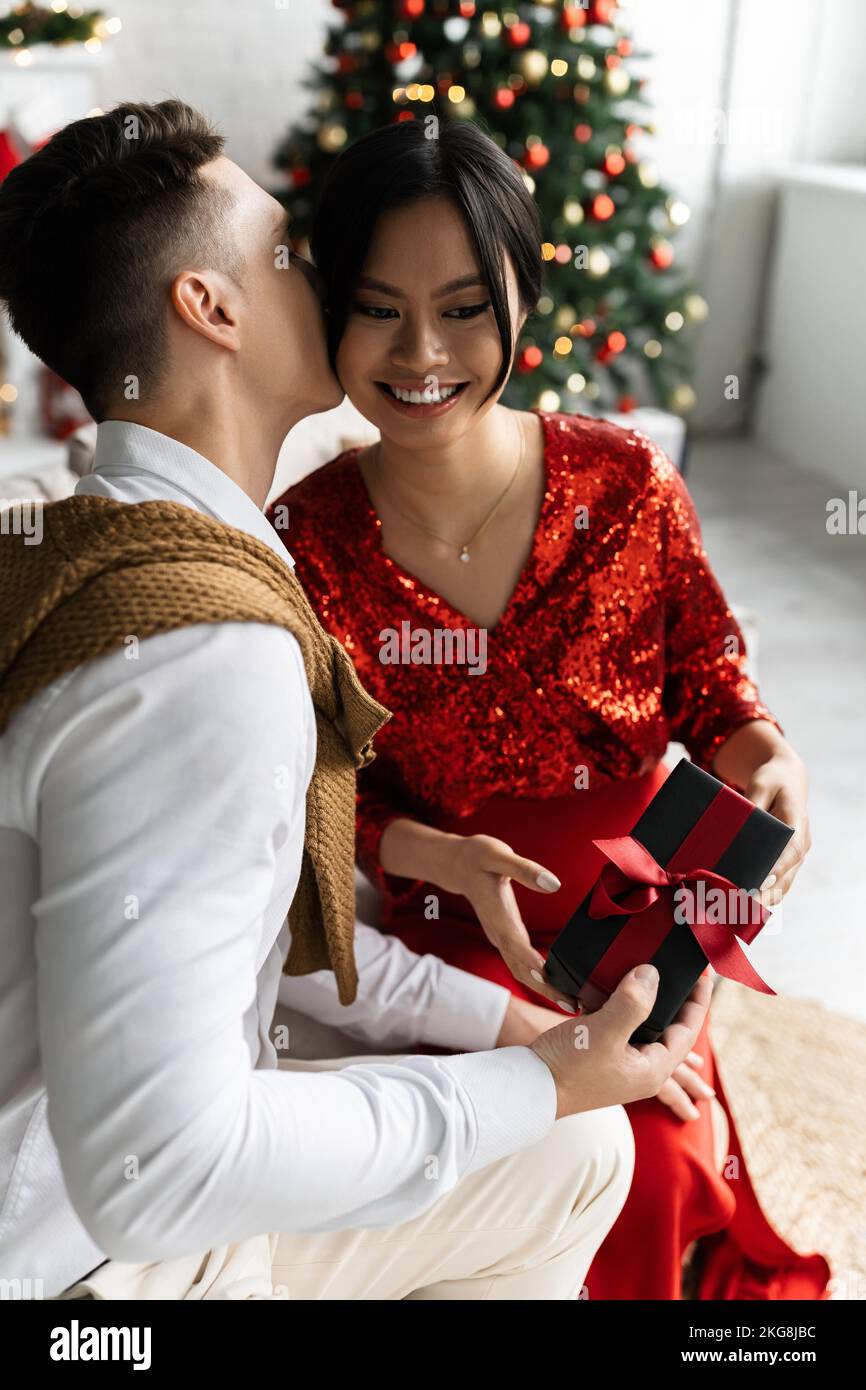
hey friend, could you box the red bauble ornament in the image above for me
[574,123,593,143]
[493,87,516,109]
[518,346,543,373]
[459,0,476,15]
[398,0,425,18]
[591,0,617,24]
[595,345,614,364]
[386,40,416,62]
[618,394,639,413]
[338,54,358,73]
[592,193,616,220]
[562,5,587,28]
[603,151,626,176]
[525,142,550,170]
[345,90,364,110]
[607,331,627,354]
[506,20,531,48]
[650,242,675,269]
[292,166,312,189]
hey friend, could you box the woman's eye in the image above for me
[354,303,397,320]
[444,301,491,320]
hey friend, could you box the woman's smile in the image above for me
[375,379,471,418]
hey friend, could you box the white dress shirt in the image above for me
[0,420,557,1298]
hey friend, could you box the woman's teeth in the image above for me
[386,384,461,404]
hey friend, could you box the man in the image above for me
[0,100,709,1300]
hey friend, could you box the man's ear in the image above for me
[170,269,241,352]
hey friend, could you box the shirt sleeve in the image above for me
[278,920,512,1054]
[28,622,554,1264]
[653,444,784,772]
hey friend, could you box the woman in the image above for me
[269,119,828,1300]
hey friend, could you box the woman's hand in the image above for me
[495,994,567,1047]
[744,751,811,908]
[654,1050,715,1121]
[713,723,811,908]
[449,834,574,1009]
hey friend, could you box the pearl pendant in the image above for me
[459,546,470,563]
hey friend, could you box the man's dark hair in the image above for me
[0,99,242,421]
[311,117,544,405]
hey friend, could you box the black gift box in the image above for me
[544,758,794,1045]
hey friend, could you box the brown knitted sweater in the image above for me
[0,495,391,1005]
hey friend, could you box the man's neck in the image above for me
[107,394,289,511]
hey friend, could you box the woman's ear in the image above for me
[170,268,241,352]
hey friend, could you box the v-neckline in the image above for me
[349,408,555,637]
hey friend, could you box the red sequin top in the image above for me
[270,410,781,894]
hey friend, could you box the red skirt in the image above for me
[384,767,831,1301]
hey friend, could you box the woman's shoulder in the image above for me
[537,408,681,496]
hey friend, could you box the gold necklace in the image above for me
[371,414,526,563]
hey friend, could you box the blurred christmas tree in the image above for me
[274,0,707,415]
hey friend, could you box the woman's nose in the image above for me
[391,315,449,372]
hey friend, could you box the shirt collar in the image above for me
[84,419,294,569]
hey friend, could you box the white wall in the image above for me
[756,167,866,486]
[92,0,330,189]
[624,0,866,432]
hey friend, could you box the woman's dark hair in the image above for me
[311,118,543,402]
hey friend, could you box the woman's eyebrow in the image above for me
[356,273,487,297]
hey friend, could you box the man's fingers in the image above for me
[673,1061,715,1103]
[657,1078,701,1122]
[635,973,712,1081]
[595,964,660,1041]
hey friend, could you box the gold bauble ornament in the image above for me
[605,67,630,97]
[684,293,709,322]
[317,122,348,153]
[669,384,696,413]
[519,50,549,85]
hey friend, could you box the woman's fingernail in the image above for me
[761,873,777,889]
[530,969,545,984]
[687,1104,700,1120]
[536,870,561,892]
[556,999,574,1013]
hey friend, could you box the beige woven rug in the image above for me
[710,983,866,1300]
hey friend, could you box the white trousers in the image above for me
[53,1054,634,1301]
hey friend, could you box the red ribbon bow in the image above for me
[588,834,776,995]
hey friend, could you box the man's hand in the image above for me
[530,965,712,1119]
[655,1051,715,1120]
